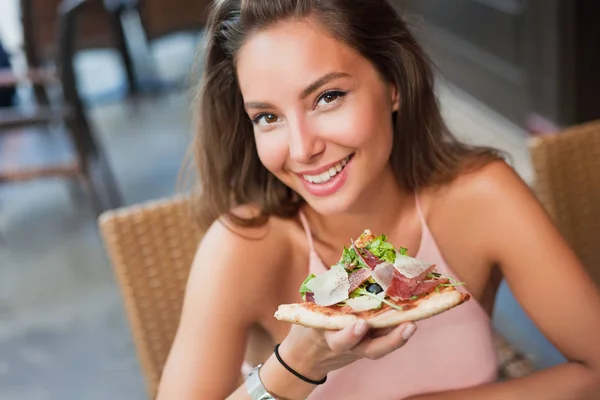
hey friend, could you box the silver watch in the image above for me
[246,364,275,400]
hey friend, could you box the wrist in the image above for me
[276,341,329,382]
[259,352,319,400]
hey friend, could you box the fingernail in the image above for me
[354,320,368,335]
[402,323,416,340]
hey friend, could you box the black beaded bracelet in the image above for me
[273,344,327,385]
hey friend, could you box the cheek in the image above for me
[320,98,393,149]
[254,133,289,174]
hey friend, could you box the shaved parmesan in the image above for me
[305,264,350,306]
[372,262,395,291]
[345,295,382,312]
[393,253,434,278]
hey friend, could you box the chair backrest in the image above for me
[98,195,203,398]
[528,119,600,286]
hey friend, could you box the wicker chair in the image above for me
[98,195,533,398]
[98,195,202,398]
[528,120,600,287]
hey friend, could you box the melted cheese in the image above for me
[345,295,382,312]
[305,264,350,306]
[393,253,433,278]
[372,262,395,290]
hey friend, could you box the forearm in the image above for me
[227,353,318,400]
[408,362,600,400]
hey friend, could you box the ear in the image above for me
[389,82,400,112]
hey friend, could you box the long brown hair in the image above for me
[191,0,502,231]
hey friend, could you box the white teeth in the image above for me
[302,155,352,184]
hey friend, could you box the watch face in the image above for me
[246,365,275,400]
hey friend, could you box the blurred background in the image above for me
[0,1,598,399]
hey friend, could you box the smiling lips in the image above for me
[295,154,354,197]
[301,155,352,184]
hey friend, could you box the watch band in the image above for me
[246,364,276,400]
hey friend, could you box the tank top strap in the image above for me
[414,191,426,226]
[415,192,425,225]
[298,209,317,253]
[298,210,328,273]
[414,191,434,258]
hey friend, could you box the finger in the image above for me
[324,319,370,353]
[369,327,395,338]
[355,322,417,360]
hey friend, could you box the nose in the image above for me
[288,118,325,163]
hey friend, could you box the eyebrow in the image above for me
[300,71,350,99]
[244,71,350,110]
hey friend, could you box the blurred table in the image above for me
[30,0,210,96]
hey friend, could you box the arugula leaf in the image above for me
[438,282,466,287]
[340,246,358,267]
[447,276,465,285]
[339,246,370,270]
[360,234,410,264]
[365,234,397,263]
[299,274,316,301]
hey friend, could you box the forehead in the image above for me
[236,19,368,98]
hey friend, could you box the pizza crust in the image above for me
[274,289,470,329]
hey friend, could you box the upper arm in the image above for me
[157,217,289,399]
[466,162,600,371]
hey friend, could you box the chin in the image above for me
[302,193,357,215]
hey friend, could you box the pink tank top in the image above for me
[295,194,498,399]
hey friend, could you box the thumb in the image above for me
[324,319,370,353]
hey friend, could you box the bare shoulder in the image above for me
[421,160,539,294]
[430,159,529,208]
[157,207,297,398]
[187,205,295,317]
[424,160,537,232]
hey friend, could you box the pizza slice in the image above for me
[274,229,470,329]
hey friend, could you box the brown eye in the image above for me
[316,90,347,107]
[322,93,339,103]
[253,113,280,126]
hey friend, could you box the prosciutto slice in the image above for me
[387,269,421,300]
[408,278,449,298]
[361,247,384,268]
[348,268,372,293]
[387,263,437,301]
[350,242,381,269]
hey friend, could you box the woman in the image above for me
[158,0,600,399]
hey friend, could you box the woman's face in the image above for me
[236,19,399,215]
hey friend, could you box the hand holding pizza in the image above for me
[276,318,417,381]
[272,229,470,381]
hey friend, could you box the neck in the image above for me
[303,166,412,248]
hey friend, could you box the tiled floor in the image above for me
[1,31,565,400]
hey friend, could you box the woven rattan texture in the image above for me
[98,195,203,398]
[529,120,600,286]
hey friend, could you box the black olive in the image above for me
[366,283,383,294]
